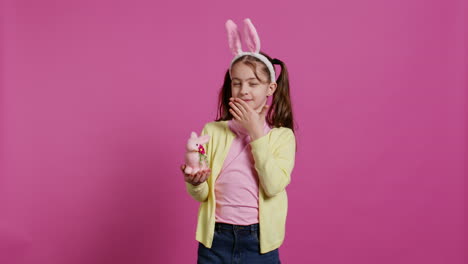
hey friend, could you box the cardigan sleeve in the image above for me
[185,124,210,202]
[249,128,296,197]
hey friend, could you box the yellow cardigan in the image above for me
[185,120,296,254]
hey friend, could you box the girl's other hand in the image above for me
[180,164,211,186]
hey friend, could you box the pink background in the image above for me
[1,0,467,263]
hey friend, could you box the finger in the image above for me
[229,108,242,120]
[193,172,202,183]
[186,174,196,184]
[229,101,244,118]
[234,98,252,113]
[192,169,210,184]
[233,100,248,115]
[194,176,204,185]
[229,107,242,120]
[201,170,209,177]
[200,170,210,181]
[199,174,207,183]
[203,169,211,179]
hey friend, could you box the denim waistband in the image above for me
[215,222,259,232]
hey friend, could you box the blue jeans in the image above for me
[197,222,281,264]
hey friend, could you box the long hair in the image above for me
[215,51,296,134]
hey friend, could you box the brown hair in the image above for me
[215,51,296,134]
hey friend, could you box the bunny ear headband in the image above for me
[226,18,276,83]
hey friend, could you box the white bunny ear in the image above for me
[243,18,261,53]
[190,132,198,138]
[226,19,243,56]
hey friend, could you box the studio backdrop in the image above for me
[1,0,466,263]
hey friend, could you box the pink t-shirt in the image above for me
[215,118,272,225]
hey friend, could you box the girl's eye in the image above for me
[250,83,258,86]
[233,83,240,86]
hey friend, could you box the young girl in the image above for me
[180,18,296,264]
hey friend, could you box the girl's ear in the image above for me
[226,19,243,56]
[199,135,210,144]
[268,82,277,96]
[243,18,261,53]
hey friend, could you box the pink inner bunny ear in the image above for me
[226,20,243,56]
[243,18,261,53]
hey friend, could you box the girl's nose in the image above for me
[240,85,249,94]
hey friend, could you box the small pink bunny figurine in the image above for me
[184,132,210,175]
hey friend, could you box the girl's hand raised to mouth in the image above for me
[228,97,269,141]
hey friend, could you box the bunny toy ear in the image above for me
[226,19,243,56]
[190,132,198,138]
[243,18,261,53]
[199,135,210,144]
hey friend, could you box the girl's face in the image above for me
[230,62,277,113]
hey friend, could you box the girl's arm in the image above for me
[185,181,209,202]
[250,128,296,197]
